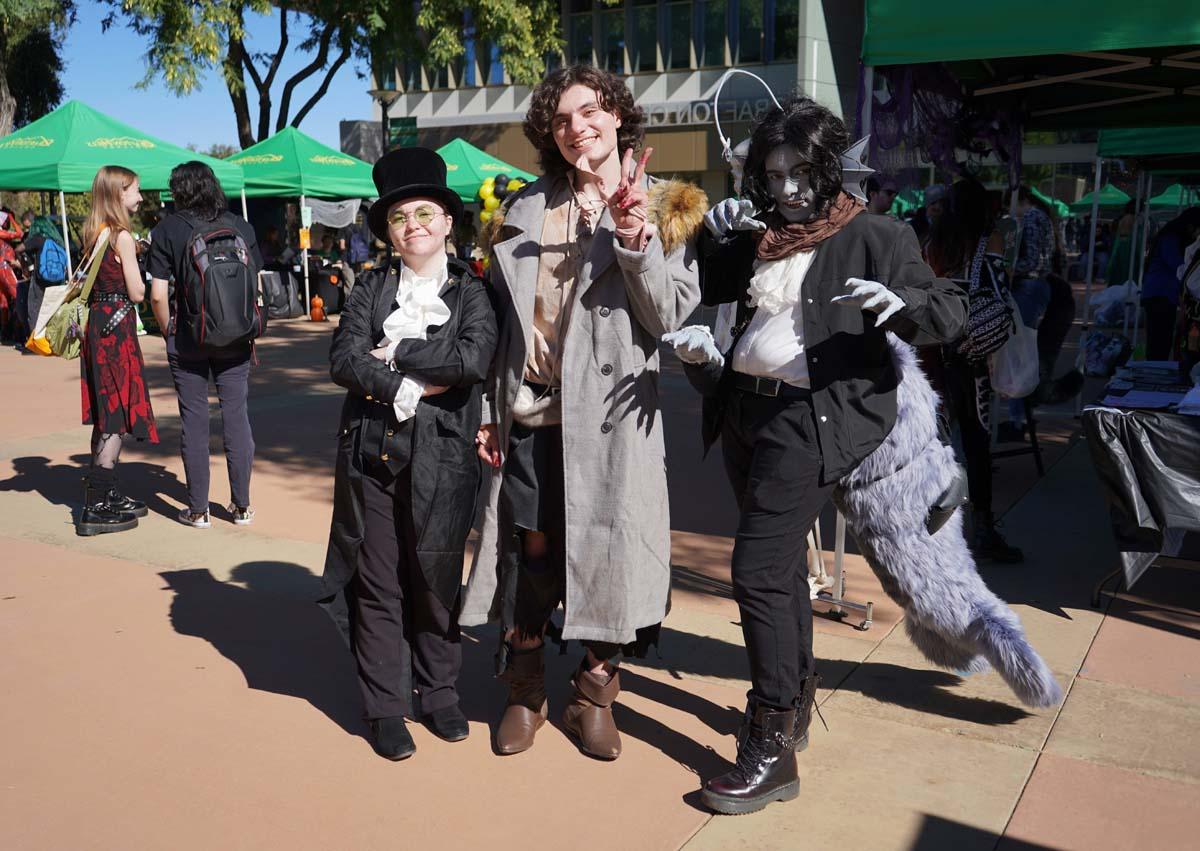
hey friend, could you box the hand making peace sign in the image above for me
[607,146,654,240]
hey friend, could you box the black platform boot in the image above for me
[105,480,148,518]
[792,673,823,752]
[702,702,799,815]
[77,472,138,537]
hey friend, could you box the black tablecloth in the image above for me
[1082,408,1200,588]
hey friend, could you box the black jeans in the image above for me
[942,354,994,515]
[168,351,254,513]
[721,387,835,709]
[1143,297,1178,362]
[355,462,461,719]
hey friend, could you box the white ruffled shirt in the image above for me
[383,258,452,423]
[731,249,817,388]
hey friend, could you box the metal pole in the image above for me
[300,193,311,318]
[1122,171,1146,337]
[1130,172,1154,359]
[240,187,249,219]
[1074,156,1104,414]
[58,190,73,278]
[860,65,874,139]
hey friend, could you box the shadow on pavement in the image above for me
[909,814,1059,851]
[0,454,186,521]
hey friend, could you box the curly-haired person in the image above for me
[461,64,709,761]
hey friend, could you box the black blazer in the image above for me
[692,213,966,482]
[322,257,498,611]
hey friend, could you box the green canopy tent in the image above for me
[229,127,376,199]
[0,100,245,274]
[435,138,536,203]
[228,128,376,313]
[1068,184,1131,214]
[1148,183,1200,210]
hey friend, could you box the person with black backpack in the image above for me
[148,161,265,529]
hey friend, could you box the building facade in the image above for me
[343,0,865,202]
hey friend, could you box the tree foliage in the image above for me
[104,1,566,151]
[0,0,74,136]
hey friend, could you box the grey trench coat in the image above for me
[460,175,706,644]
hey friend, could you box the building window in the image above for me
[484,42,504,85]
[401,59,422,92]
[631,0,657,72]
[664,0,693,69]
[460,12,477,87]
[569,0,594,65]
[600,5,625,73]
[772,0,798,61]
[737,0,764,64]
[699,0,728,67]
[428,64,450,90]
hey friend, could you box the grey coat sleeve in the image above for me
[613,229,701,338]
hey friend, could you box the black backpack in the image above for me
[177,213,266,351]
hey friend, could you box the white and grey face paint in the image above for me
[764,145,815,223]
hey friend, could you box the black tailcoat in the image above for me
[320,258,498,640]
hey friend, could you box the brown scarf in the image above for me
[756,191,865,261]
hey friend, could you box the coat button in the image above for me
[381,453,390,461]
[366,395,373,401]
[601,364,613,376]
[807,298,813,304]
[387,429,394,437]
[599,307,611,317]
[601,421,613,434]
[811,356,819,363]
[819,416,828,423]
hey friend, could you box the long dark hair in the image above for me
[926,177,995,277]
[741,94,849,219]
[523,64,645,177]
[169,161,228,220]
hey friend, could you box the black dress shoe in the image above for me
[422,705,469,742]
[369,716,416,760]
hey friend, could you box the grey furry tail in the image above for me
[968,613,1063,708]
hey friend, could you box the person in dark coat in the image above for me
[664,94,966,815]
[320,147,498,760]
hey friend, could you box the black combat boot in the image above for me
[105,481,148,518]
[792,673,823,752]
[76,473,138,537]
[702,702,799,815]
[970,511,1024,563]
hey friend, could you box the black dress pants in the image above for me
[354,461,461,720]
[721,387,835,710]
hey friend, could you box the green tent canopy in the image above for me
[1147,183,1200,210]
[0,100,243,192]
[1097,126,1200,159]
[436,138,536,203]
[1069,184,1132,214]
[230,127,376,199]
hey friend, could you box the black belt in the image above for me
[732,371,810,399]
[92,293,136,335]
[92,293,131,304]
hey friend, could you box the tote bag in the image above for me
[38,230,110,360]
[989,290,1039,399]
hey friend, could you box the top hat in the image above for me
[368,147,464,242]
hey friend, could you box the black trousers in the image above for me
[354,461,461,720]
[942,354,994,515]
[721,387,835,709]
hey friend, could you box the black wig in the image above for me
[741,94,850,219]
[169,161,228,221]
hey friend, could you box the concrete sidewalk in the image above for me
[1,322,1196,850]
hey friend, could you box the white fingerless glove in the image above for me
[662,325,725,368]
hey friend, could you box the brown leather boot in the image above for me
[495,647,547,755]
[562,661,622,760]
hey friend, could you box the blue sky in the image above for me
[61,2,373,152]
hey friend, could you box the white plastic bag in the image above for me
[989,293,1039,399]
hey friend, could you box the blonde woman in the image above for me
[77,165,158,537]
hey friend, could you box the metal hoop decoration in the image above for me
[711,69,782,165]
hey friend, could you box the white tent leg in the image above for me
[301,194,311,319]
[1075,156,1104,414]
[1130,173,1154,360]
[241,188,248,219]
[860,65,874,137]
[1122,172,1146,337]
[59,190,73,278]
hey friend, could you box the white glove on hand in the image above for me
[662,325,725,368]
[703,198,767,241]
[831,277,906,326]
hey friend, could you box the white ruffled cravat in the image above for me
[383,258,452,423]
[746,249,814,315]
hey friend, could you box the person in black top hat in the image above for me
[319,147,498,760]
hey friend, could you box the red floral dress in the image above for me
[80,246,159,442]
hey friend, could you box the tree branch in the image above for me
[223,25,254,149]
[275,23,334,132]
[290,39,351,129]
[255,6,289,140]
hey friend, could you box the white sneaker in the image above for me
[178,508,211,529]
[227,504,255,526]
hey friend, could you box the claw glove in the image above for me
[704,198,767,241]
[832,277,905,326]
[662,325,725,368]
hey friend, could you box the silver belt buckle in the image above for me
[757,376,778,397]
